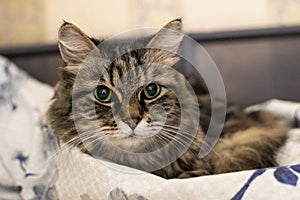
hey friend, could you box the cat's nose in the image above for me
[124,118,141,130]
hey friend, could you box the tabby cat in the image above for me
[47,19,288,179]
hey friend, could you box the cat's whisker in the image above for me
[82,134,107,148]
[159,131,190,150]
[158,133,188,155]
[163,128,224,160]
[153,133,170,147]
[47,128,109,161]
[163,129,222,161]
[79,130,108,144]
[163,128,195,143]
[78,127,115,136]
[149,136,161,151]
[47,138,81,162]
[153,123,193,134]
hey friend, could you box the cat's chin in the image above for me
[107,134,145,152]
[107,134,160,153]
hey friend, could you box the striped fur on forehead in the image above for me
[102,50,143,87]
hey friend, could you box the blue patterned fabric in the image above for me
[0,56,58,199]
[231,164,300,200]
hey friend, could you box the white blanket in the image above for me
[0,55,299,200]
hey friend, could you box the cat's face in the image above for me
[50,19,200,165]
[89,53,182,153]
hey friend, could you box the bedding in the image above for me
[0,55,299,200]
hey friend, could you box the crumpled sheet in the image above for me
[0,55,299,200]
[0,56,57,199]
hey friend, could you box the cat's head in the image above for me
[48,19,202,168]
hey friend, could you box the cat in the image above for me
[47,19,288,179]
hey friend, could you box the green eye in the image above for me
[94,85,112,103]
[143,83,161,100]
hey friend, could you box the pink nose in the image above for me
[124,118,140,130]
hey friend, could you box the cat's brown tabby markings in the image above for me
[47,19,288,179]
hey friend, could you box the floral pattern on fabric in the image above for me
[0,56,58,199]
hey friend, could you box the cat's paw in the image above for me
[177,169,210,179]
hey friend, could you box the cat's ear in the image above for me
[146,18,183,53]
[58,22,96,65]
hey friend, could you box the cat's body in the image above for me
[47,19,288,179]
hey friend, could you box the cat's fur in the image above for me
[47,19,288,179]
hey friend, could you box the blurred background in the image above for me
[0,0,300,106]
[1,0,300,47]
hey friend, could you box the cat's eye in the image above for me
[94,85,112,103]
[142,83,161,100]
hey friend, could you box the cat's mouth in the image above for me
[125,133,139,140]
[105,133,148,153]
[109,132,146,144]
[107,130,162,152]
[123,133,153,141]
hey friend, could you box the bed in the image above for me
[0,27,300,199]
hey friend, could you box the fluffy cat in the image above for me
[47,19,288,179]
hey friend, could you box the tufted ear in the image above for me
[146,18,183,53]
[58,22,96,65]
